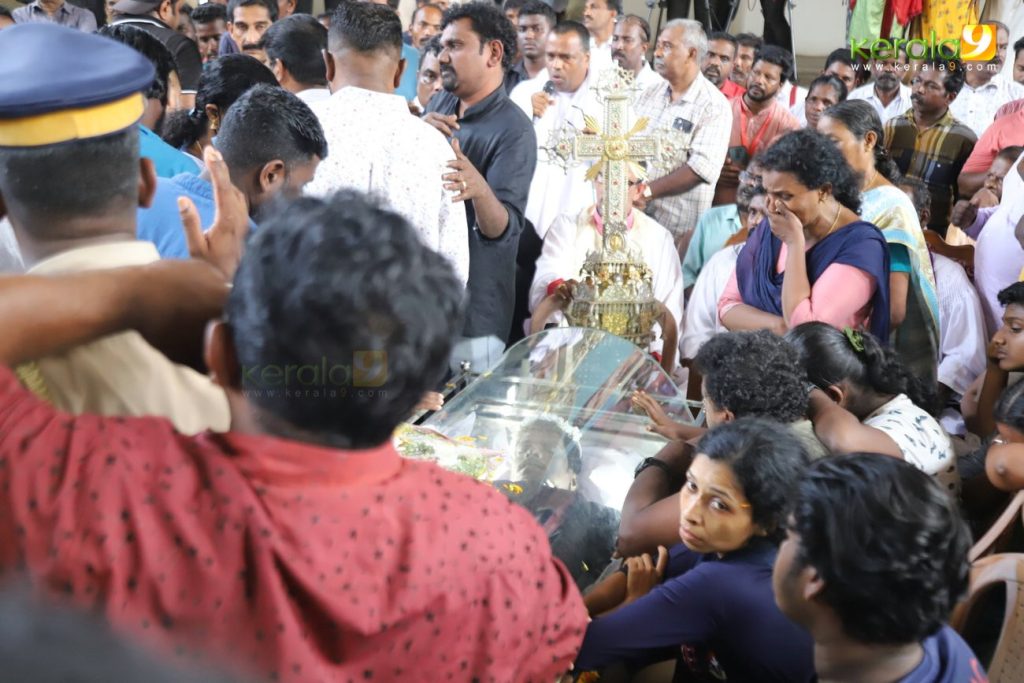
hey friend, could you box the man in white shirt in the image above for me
[611,14,662,92]
[511,22,601,240]
[261,14,331,106]
[305,2,469,285]
[530,170,684,355]
[581,0,617,75]
[848,50,912,125]
[633,19,731,254]
[950,21,1024,137]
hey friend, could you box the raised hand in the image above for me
[178,146,250,280]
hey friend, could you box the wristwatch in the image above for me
[634,457,674,479]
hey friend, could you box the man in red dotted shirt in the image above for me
[0,26,587,679]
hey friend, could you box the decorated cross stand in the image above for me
[537,66,690,365]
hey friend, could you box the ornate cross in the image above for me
[537,66,689,367]
[543,65,679,251]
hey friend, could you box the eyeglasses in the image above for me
[596,174,643,187]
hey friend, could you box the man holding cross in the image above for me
[528,67,685,357]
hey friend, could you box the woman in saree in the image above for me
[718,129,891,340]
[818,99,941,386]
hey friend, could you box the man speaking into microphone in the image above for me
[511,21,601,242]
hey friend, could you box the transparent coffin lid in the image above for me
[401,328,701,588]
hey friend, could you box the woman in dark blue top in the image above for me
[576,418,816,682]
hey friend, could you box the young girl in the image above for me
[787,322,959,495]
[575,418,814,682]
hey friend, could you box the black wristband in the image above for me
[634,457,675,480]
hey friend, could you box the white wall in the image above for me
[620,0,847,58]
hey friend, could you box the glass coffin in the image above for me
[396,328,700,590]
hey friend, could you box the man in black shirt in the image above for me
[424,1,536,365]
[110,0,202,102]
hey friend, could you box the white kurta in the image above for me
[681,244,741,360]
[511,70,603,239]
[529,207,685,353]
[934,254,988,397]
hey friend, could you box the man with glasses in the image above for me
[529,166,685,358]
[884,58,976,234]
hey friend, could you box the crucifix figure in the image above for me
[533,66,688,370]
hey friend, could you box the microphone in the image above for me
[535,80,556,122]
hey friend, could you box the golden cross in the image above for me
[543,66,655,251]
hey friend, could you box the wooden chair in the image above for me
[950,553,1024,682]
[969,491,1024,563]
[924,229,975,279]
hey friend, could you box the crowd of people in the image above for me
[0,0,1022,680]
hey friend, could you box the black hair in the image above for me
[897,177,931,220]
[0,591,241,683]
[1014,36,1024,60]
[696,417,810,543]
[789,454,970,645]
[260,14,328,86]
[412,2,442,21]
[824,46,854,70]
[327,1,402,55]
[520,417,583,474]
[603,0,622,14]
[758,128,863,213]
[501,0,529,12]
[734,32,761,50]
[550,20,590,53]
[227,0,277,23]
[707,31,736,50]
[617,13,649,43]
[998,281,1024,309]
[217,84,327,177]
[914,57,966,97]
[161,54,277,151]
[997,145,1024,163]
[97,24,174,108]
[225,190,465,449]
[0,6,11,19]
[752,43,794,83]
[807,74,847,103]
[191,2,227,24]
[441,1,518,69]
[821,99,899,183]
[518,0,556,27]
[420,34,442,61]
[996,381,1024,432]
[785,321,934,414]
[0,129,139,226]
[735,180,761,211]
[694,331,807,424]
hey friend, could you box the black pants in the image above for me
[665,0,737,34]
[761,0,793,56]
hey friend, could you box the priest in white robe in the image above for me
[510,24,605,240]
[529,171,685,356]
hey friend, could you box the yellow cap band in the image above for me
[0,93,145,148]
